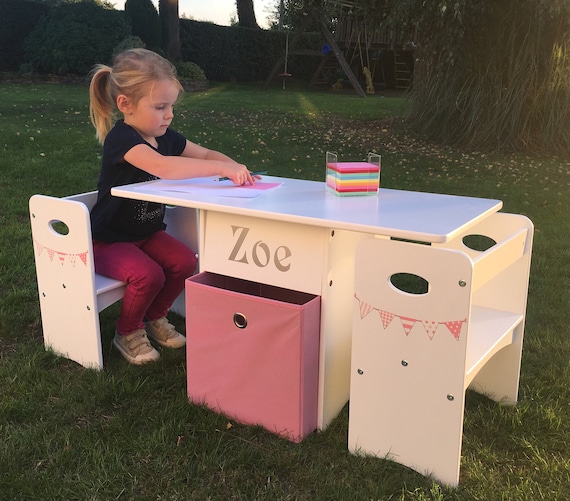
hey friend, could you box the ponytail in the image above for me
[89,65,115,144]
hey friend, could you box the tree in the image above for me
[236,0,259,29]
[267,0,334,32]
[125,0,161,50]
[159,0,181,60]
[406,0,570,153]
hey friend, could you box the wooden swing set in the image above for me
[263,0,389,97]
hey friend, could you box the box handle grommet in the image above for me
[233,312,248,329]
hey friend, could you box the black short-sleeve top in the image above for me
[91,120,186,242]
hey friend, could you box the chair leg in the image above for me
[40,295,104,370]
[469,327,524,405]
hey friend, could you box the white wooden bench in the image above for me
[29,192,126,369]
[29,192,200,368]
[348,212,533,485]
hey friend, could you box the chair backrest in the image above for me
[350,236,475,484]
[29,193,104,368]
[354,237,473,350]
[65,190,98,211]
[30,193,98,290]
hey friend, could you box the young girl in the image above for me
[89,48,256,365]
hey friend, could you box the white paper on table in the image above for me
[134,178,282,199]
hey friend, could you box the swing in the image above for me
[358,28,375,95]
[277,0,306,90]
[348,21,375,95]
[279,31,292,90]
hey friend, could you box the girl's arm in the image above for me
[123,140,256,185]
[181,140,238,164]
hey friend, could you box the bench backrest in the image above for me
[29,192,117,369]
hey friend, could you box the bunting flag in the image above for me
[443,320,464,340]
[354,294,466,341]
[33,239,89,268]
[399,316,416,336]
[359,300,374,319]
[78,252,88,266]
[422,319,439,340]
[378,309,395,329]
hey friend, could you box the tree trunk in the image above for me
[236,0,259,29]
[159,0,181,60]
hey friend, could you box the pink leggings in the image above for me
[93,231,197,335]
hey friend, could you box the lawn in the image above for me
[0,81,569,500]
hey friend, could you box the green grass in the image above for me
[1,81,569,500]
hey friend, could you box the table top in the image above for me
[112,175,502,243]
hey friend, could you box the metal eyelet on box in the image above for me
[233,312,248,329]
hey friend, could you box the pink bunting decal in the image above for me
[399,316,416,336]
[443,319,466,340]
[354,294,465,340]
[378,309,395,329]
[33,239,89,267]
[422,320,438,340]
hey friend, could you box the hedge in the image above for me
[179,19,321,82]
[0,1,323,83]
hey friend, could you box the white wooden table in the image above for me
[112,175,507,431]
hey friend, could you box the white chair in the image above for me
[29,192,126,369]
[348,212,533,485]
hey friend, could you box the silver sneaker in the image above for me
[113,329,160,365]
[146,317,186,349]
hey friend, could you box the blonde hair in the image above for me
[89,49,183,144]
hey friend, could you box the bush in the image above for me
[176,61,206,81]
[112,36,146,59]
[23,3,132,75]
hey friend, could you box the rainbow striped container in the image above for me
[326,152,381,196]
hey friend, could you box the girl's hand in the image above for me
[222,164,258,185]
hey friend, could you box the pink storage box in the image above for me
[185,272,321,442]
